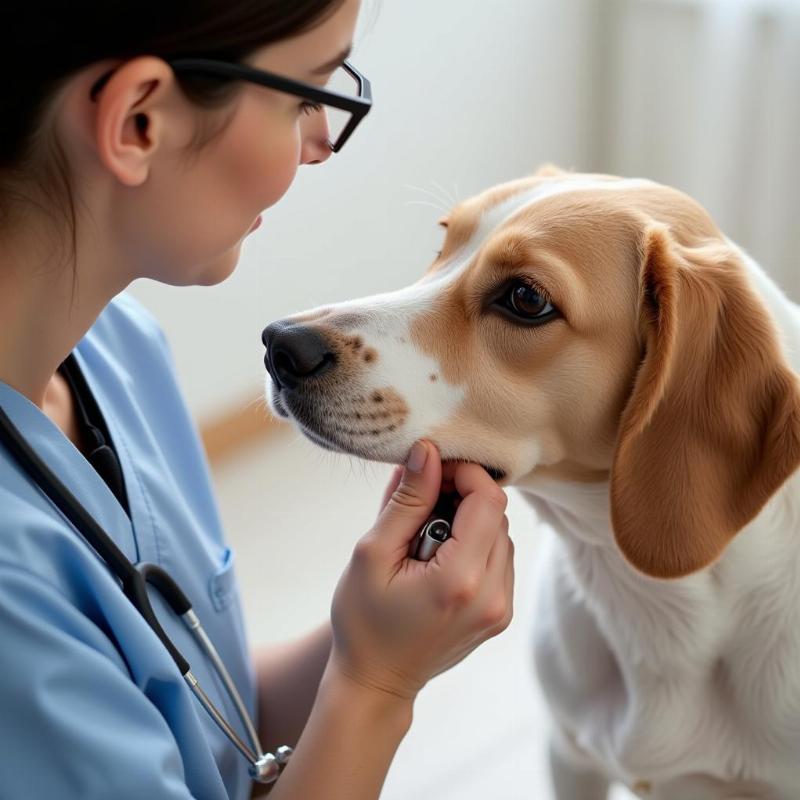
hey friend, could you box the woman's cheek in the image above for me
[257,131,303,209]
[228,102,304,211]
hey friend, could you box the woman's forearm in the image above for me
[254,621,333,757]
[267,661,413,800]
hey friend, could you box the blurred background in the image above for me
[129,1,800,797]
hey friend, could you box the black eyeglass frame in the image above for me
[90,59,371,153]
[167,59,372,154]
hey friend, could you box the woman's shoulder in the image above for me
[0,477,117,600]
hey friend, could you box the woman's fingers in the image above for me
[445,462,508,568]
[429,529,515,677]
[474,519,514,634]
[484,514,511,575]
[368,440,443,560]
[378,465,404,514]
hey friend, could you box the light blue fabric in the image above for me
[0,294,255,800]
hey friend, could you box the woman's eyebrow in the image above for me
[310,45,353,76]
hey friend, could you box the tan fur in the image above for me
[534,163,571,178]
[611,226,800,577]
[430,178,538,265]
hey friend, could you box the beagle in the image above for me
[262,167,800,799]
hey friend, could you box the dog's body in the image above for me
[263,170,800,798]
[524,247,800,799]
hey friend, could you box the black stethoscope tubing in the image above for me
[0,404,290,783]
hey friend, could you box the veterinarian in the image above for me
[0,2,515,798]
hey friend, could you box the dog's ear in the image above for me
[534,163,568,178]
[610,225,800,578]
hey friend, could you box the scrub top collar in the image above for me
[0,351,140,566]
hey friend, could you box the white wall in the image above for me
[129,0,596,420]
[588,0,800,299]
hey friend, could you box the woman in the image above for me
[0,2,515,798]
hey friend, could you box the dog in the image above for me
[262,167,800,799]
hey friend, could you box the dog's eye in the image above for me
[510,283,550,316]
[499,280,557,323]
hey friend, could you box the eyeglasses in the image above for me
[90,59,372,154]
[168,59,372,154]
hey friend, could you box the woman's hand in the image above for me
[329,440,514,701]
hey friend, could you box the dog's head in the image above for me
[263,167,800,578]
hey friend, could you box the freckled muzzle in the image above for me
[262,318,410,460]
[261,317,509,481]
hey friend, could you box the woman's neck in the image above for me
[42,370,85,448]
[0,219,126,408]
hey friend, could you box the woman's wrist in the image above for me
[265,651,414,799]
[319,657,415,734]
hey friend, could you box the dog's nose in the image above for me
[262,321,336,390]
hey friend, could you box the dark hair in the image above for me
[2,1,345,250]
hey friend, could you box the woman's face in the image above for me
[107,0,362,287]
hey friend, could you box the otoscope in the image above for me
[410,492,459,561]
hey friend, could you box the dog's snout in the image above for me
[262,321,336,390]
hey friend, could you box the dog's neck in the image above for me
[516,466,800,679]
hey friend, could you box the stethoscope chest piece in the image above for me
[251,746,293,783]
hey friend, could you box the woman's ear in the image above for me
[80,57,177,187]
[610,225,800,578]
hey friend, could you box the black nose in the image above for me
[262,321,336,391]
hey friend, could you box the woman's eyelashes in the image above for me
[490,278,559,325]
[299,100,323,116]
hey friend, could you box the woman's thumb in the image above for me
[374,440,442,549]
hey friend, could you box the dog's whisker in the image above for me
[401,182,445,201]
[431,179,458,208]
[403,200,449,213]
[401,184,451,214]
[246,394,273,416]
[285,430,309,452]
[427,179,455,209]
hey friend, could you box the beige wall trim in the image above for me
[200,395,285,465]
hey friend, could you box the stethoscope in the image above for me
[0,404,292,785]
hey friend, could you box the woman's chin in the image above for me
[194,247,242,287]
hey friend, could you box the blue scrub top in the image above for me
[0,294,255,799]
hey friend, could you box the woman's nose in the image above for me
[300,109,333,166]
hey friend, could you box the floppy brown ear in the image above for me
[610,226,800,578]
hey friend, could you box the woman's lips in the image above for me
[248,214,262,233]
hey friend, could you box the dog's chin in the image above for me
[270,387,394,458]
[267,384,508,483]
[304,426,508,483]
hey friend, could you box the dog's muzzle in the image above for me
[262,320,336,391]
